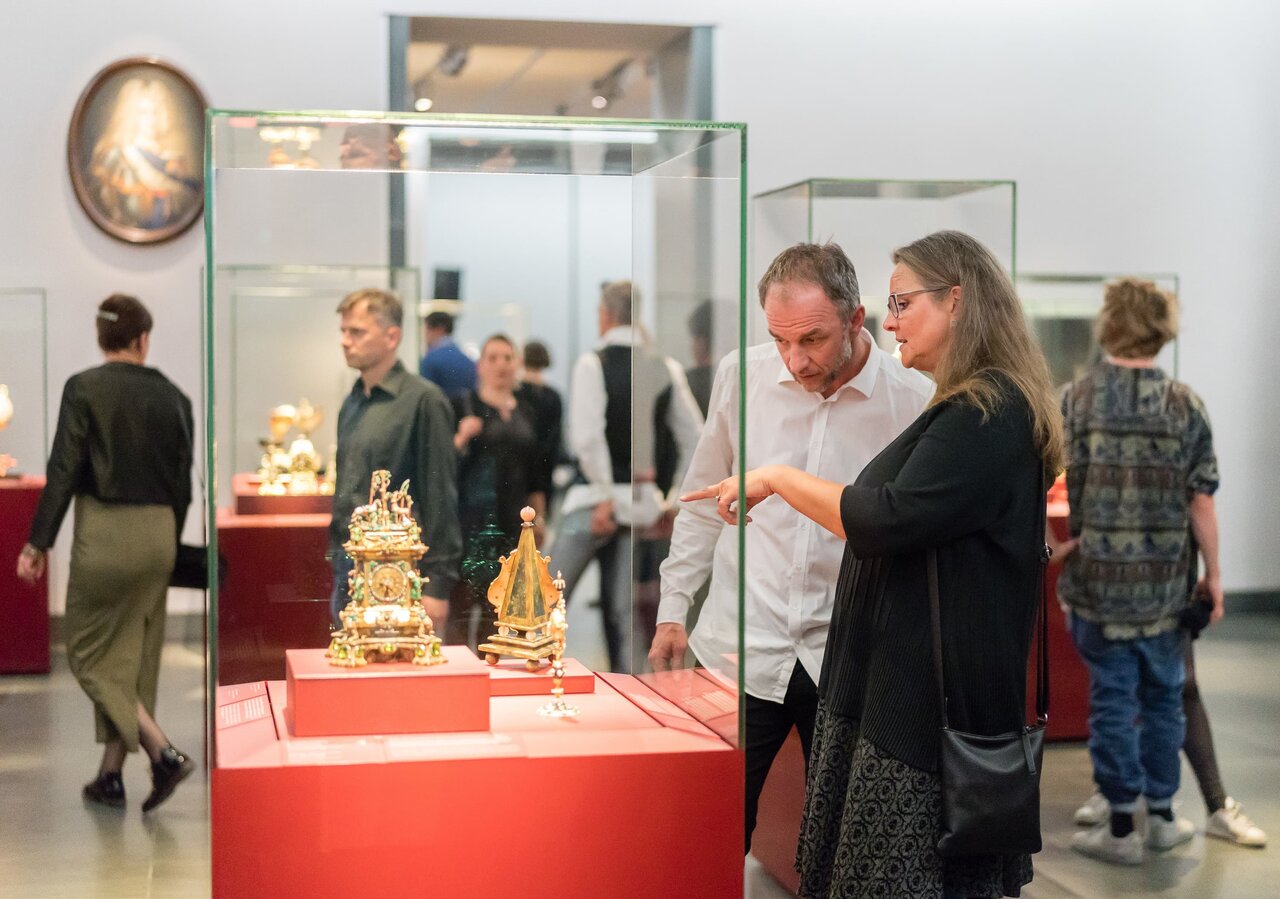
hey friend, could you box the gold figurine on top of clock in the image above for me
[326,470,445,667]
[479,506,566,670]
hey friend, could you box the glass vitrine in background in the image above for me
[0,288,50,674]
[752,179,1016,348]
[0,289,48,477]
[215,264,420,494]
[1018,272,1180,387]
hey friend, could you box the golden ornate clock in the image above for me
[326,470,445,667]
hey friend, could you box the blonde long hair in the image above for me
[892,231,1064,475]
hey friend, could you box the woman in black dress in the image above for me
[448,334,544,648]
[689,231,1064,898]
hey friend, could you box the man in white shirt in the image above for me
[553,280,702,672]
[649,243,933,852]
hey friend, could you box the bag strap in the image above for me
[928,466,1051,730]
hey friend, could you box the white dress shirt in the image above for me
[563,325,704,523]
[656,330,934,703]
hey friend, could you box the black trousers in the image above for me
[744,662,819,853]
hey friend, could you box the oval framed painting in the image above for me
[67,57,207,245]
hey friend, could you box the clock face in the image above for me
[369,564,407,602]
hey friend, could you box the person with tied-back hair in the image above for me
[16,293,196,813]
[1060,278,1266,865]
[688,231,1063,898]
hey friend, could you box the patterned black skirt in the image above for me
[795,703,1033,899]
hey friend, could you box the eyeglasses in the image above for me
[886,286,954,319]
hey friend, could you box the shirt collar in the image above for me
[599,325,638,347]
[774,328,881,400]
[351,358,408,399]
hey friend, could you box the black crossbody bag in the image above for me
[929,475,1050,858]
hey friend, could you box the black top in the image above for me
[456,390,540,544]
[512,381,562,499]
[332,361,462,598]
[29,362,194,550]
[820,375,1043,772]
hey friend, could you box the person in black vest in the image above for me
[551,280,701,672]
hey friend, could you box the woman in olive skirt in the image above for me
[690,231,1063,898]
[17,293,196,813]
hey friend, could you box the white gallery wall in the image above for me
[0,0,1276,612]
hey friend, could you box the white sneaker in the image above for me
[1206,797,1267,847]
[1072,822,1144,865]
[1074,791,1110,827]
[1147,813,1195,850]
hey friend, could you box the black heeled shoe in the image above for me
[141,745,195,813]
[83,771,126,808]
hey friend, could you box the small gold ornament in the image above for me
[479,507,564,671]
[257,399,329,495]
[538,578,579,719]
[326,470,445,667]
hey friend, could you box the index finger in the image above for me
[680,485,719,503]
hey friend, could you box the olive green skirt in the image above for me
[65,495,175,752]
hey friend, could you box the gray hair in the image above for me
[757,242,861,321]
[600,280,635,325]
[336,287,403,329]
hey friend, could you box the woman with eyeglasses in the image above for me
[686,231,1062,898]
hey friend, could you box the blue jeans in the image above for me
[1069,613,1186,810]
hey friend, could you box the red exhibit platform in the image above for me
[232,472,333,516]
[0,476,49,674]
[216,507,332,684]
[213,670,743,898]
[286,646,490,737]
[486,656,595,696]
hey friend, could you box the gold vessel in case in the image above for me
[479,506,565,671]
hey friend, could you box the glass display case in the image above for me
[1018,272,1180,386]
[206,109,746,897]
[0,288,50,674]
[752,179,1016,348]
[0,288,47,477]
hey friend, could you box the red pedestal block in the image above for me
[216,507,332,684]
[232,473,333,516]
[486,656,595,696]
[0,476,50,674]
[1029,502,1090,741]
[286,646,490,737]
[213,674,743,899]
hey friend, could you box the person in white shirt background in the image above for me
[650,242,934,852]
[552,280,702,673]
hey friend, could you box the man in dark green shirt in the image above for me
[330,288,461,631]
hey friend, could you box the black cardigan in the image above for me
[29,362,193,550]
[819,376,1043,772]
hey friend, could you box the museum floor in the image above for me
[2,610,1276,898]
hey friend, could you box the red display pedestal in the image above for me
[1027,501,1091,741]
[216,507,332,685]
[486,656,595,696]
[213,672,743,898]
[0,476,50,674]
[286,646,490,737]
[752,728,805,895]
[232,473,333,516]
